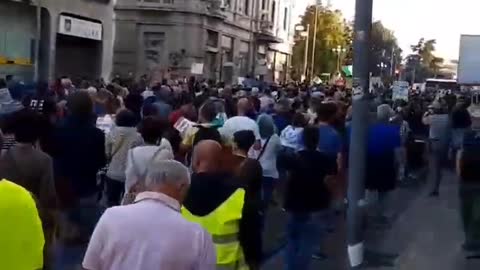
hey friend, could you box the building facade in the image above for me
[0,0,114,82]
[113,0,293,84]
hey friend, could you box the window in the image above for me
[221,35,234,62]
[283,7,288,30]
[143,32,165,68]
[206,30,219,48]
[261,0,266,10]
[239,41,249,75]
[244,0,249,15]
[271,1,276,23]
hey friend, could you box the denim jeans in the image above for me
[262,176,277,209]
[429,140,448,193]
[285,210,330,270]
[452,128,467,152]
[66,194,105,239]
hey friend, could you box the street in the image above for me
[262,170,480,270]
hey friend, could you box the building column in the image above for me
[46,10,58,81]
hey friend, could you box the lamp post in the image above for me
[332,45,347,73]
[295,24,310,81]
[377,62,387,77]
[34,0,42,82]
[310,4,319,79]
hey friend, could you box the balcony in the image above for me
[256,20,282,43]
[137,0,176,8]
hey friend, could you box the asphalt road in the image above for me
[262,170,480,270]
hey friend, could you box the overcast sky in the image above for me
[294,0,480,60]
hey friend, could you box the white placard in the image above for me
[58,15,103,41]
[190,63,204,75]
[392,81,409,101]
[173,117,196,139]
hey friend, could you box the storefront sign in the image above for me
[58,15,102,41]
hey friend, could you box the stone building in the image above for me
[0,0,114,82]
[113,0,294,84]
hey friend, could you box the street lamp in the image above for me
[295,24,310,81]
[377,62,387,77]
[332,45,347,73]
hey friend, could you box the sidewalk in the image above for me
[262,170,480,270]
[366,171,480,270]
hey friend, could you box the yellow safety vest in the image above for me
[182,188,248,270]
[0,179,45,270]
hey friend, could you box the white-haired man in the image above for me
[82,160,216,270]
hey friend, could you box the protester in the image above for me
[272,98,292,133]
[423,100,451,196]
[182,100,222,151]
[0,179,45,270]
[220,97,261,148]
[83,160,216,270]
[257,113,281,208]
[183,140,262,270]
[52,91,106,240]
[123,116,174,203]
[365,104,401,222]
[457,130,480,251]
[104,109,144,206]
[451,97,471,157]
[281,126,337,270]
[0,109,56,267]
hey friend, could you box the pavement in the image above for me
[262,170,480,270]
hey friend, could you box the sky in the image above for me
[294,0,480,60]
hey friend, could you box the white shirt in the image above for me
[257,134,281,179]
[219,116,261,142]
[82,192,216,270]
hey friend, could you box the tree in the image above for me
[369,21,402,78]
[291,4,351,79]
[405,38,443,82]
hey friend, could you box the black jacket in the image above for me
[183,172,262,267]
[52,116,106,198]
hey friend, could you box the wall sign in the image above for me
[58,15,102,41]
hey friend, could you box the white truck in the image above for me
[458,35,480,85]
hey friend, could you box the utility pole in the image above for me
[310,4,319,80]
[346,0,373,269]
[249,0,259,77]
[303,24,310,80]
[34,0,42,82]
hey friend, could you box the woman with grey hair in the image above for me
[256,114,282,209]
[377,104,395,122]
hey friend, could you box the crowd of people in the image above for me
[1,74,480,270]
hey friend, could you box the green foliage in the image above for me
[369,21,402,77]
[292,6,400,80]
[406,38,444,82]
[291,4,351,79]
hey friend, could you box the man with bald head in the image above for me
[183,140,262,270]
[219,97,261,150]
